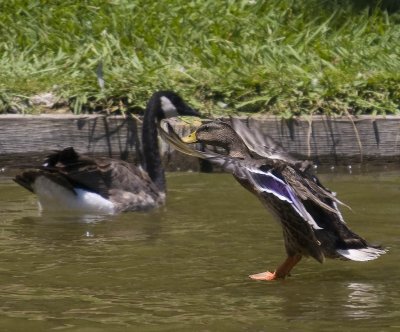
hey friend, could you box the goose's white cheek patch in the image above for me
[160,96,178,118]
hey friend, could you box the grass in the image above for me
[0,0,399,116]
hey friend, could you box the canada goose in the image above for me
[160,119,386,280]
[14,91,199,214]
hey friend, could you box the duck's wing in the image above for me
[162,122,343,229]
[281,165,349,216]
[241,164,325,231]
[160,122,321,229]
[230,118,290,160]
[226,118,341,213]
[229,118,312,171]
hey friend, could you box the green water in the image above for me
[0,170,399,331]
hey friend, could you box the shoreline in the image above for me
[0,114,399,169]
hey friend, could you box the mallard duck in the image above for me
[14,91,199,214]
[160,119,386,280]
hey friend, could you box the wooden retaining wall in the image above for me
[245,115,400,165]
[0,114,399,170]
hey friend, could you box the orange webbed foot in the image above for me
[249,271,278,281]
[249,255,301,281]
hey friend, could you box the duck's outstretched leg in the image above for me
[249,255,302,281]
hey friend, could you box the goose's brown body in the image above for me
[14,91,199,213]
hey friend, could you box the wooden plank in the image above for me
[0,114,139,156]
[0,114,201,170]
[244,115,400,164]
[0,115,399,168]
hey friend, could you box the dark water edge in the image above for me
[0,170,399,331]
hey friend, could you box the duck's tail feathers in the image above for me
[336,246,387,261]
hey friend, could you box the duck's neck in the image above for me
[227,136,250,159]
[142,104,165,192]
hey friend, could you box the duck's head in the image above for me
[150,90,200,120]
[182,121,245,155]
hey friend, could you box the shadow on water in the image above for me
[0,170,399,331]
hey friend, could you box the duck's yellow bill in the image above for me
[181,131,198,143]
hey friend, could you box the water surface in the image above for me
[0,170,399,331]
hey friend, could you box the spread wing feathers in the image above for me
[161,122,323,230]
[160,122,345,229]
[282,167,345,214]
[283,166,350,218]
[230,118,312,171]
[241,166,322,230]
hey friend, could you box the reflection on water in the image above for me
[0,170,399,331]
[345,282,383,319]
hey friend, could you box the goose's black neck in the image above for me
[142,97,165,192]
